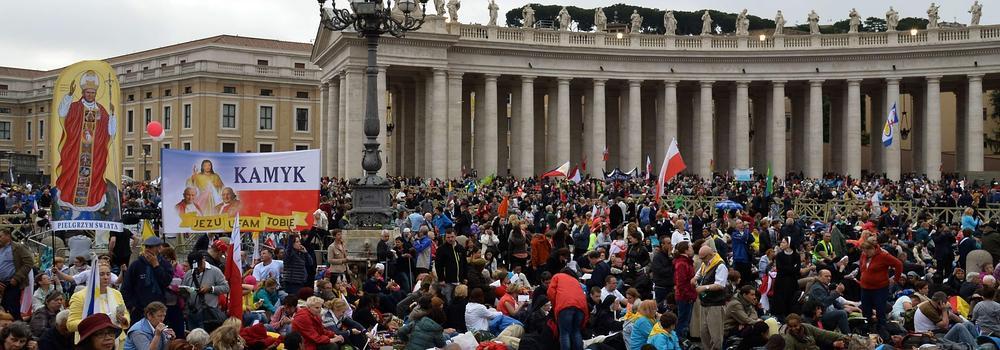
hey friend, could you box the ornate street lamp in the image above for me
[317,0,427,227]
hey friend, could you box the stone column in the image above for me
[338,73,348,178]
[328,80,341,178]
[320,83,329,175]
[697,81,714,178]
[473,81,486,174]
[376,67,388,177]
[591,79,607,176]
[626,80,642,170]
[733,81,750,169]
[583,83,594,173]
[924,76,942,180]
[770,81,786,178]
[546,84,558,167]
[483,74,500,175]
[343,68,364,179]
[412,78,425,176]
[404,85,417,177]
[431,69,448,179]
[423,74,434,177]
[557,77,571,164]
[884,78,901,180]
[869,88,885,175]
[964,74,985,172]
[846,79,862,179]
[462,86,473,174]
[497,86,510,175]
[519,76,536,178]
[806,80,824,178]
[447,71,464,178]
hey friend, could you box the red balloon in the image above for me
[146,121,163,138]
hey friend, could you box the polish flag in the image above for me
[581,156,587,172]
[646,156,653,179]
[541,161,571,178]
[602,146,609,162]
[655,138,686,203]
[568,166,582,183]
[223,214,244,319]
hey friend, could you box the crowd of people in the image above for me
[0,171,999,350]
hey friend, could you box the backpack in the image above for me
[903,307,918,332]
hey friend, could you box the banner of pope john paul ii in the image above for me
[49,61,123,232]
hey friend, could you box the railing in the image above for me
[669,196,1000,224]
[443,24,1000,51]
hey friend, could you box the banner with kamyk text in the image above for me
[161,149,320,233]
[50,61,123,232]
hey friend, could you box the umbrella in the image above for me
[714,200,743,211]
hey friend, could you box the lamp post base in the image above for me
[347,174,394,229]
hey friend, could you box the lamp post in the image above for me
[317,0,427,228]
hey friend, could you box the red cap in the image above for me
[212,240,228,252]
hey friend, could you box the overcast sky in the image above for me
[1,0,994,71]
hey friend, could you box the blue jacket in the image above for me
[731,228,754,264]
[120,255,173,314]
[629,317,655,350]
[408,213,426,232]
[124,318,169,350]
[432,214,453,233]
[647,329,681,350]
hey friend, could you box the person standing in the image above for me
[120,237,173,323]
[771,238,806,319]
[282,234,311,297]
[0,228,33,321]
[548,268,588,350]
[730,221,754,287]
[858,240,902,340]
[673,241,696,340]
[325,230,348,283]
[693,245,727,350]
[435,229,467,302]
[181,251,228,332]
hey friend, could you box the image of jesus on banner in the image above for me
[53,70,120,221]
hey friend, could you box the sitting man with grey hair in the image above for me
[185,328,211,350]
[37,309,72,350]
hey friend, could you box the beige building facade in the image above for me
[312,13,1000,181]
[0,35,322,181]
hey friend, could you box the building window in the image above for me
[257,60,269,66]
[0,108,10,114]
[160,63,167,68]
[259,143,273,153]
[183,142,191,150]
[295,91,309,99]
[223,86,236,94]
[164,89,172,97]
[38,150,43,159]
[163,143,171,149]
[145,92,152,99]
[295,108,309,131]
[126,145,133,157]
[259,106,273,130]
[27,108,32,114]
[144,108,151,125]
[127,94,134,102]
[295,144,309,151]
[39,106,44,113]
[142,144,151,156]
[125,169,134,178]
[294,63,306,69]
[145,170,151,181]
[0,121,11,140]
[0,84,7,90]
[127,110,134,133]
[26,121,31,141]
[183,104,192,129]
[184,86,192,94]
[221,142,236,153]
[163,106,171,130]
[38,120,44,140]
[260,89,273,96]
[222,104,236,128]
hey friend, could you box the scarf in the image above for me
[700,253,723,277]
[648,319,669,338]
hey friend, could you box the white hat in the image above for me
[403,228,412,233]
[375,263,385,271]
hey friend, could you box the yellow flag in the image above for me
[141,219,155,252]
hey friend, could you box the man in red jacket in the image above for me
[673,241,696,339]
[548,268,588,350]
[858,240,903,340]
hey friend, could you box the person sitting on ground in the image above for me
[780,313,848,350]
[723,285,768,349]
[806,269,851,333]
[645,312,680,350]
[914,291,980,347]
[970,286,1000,336]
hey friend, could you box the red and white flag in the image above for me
[646,156,653,178]
[223,214,243,319]
[602,146,609,162]
[19,270,33,319]
[568,166,582,184]
[655,138,686,203]
[541,161,571,178]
